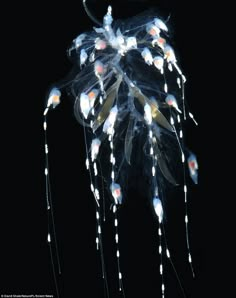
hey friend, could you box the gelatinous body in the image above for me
[43,4,198,297]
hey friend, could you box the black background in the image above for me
[1,0,223,297]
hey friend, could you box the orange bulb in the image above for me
[52,95,60,104]
[88,91,96,99]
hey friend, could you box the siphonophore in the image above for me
[43,1,198,297]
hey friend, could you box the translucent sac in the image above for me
[95,38,107,50]
[153,56,164,72]
[154,18,168,31]
[87,89,99,109]
[141,47,153,65]
[110,182,122,205]
[47,88,61,109]
[153,197,163,222]
[91,138,101,161]
[80,93,90,119]
[165,94,182,113]
[80,49,88,66]
[94,60,106,77]
[103,105,118,135]
[74,33,86,48]
[164,45,176,63]
[126,36,137,50]
[146,23,160,36]
[187,154,198,184]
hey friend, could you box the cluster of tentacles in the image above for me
[43,5,198,298]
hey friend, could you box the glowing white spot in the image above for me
[44,108,49,116]
[149,130,153,138]
[158,228,162,236]
[115,233,119,243]
[177,77,181,88]
[111,171,115,180]
[117,250,120,258]
[185,215,188,223]
[188,254,192,263]
[85,158,89,169]
[150,147,154,155]
[110,153,114,163]
[189,112,198,125]
[43,121,47,130]
[168,63,173,72]
[94,167,98,177]
[155,187,158,197]
[113,205,117,213]
[144,103,152,125]
[160,264,163,274]
[114,219,118,226]
[45,144,48,154]
[98,225,101,234]
[159,245,162,254]
[94,163,98,176]
[164,83,168,93]
[182,153,185,163]
[152,166,156,176]
[166,249,170,258]
[184,185,187,193]
[170,117,174,125]
[180,130,183,138]
[90,183,94,192]
[45,168,48,176]
[96,211,99,219]
[95,188,100,200]
[119,272,122,279]
[47,234,51,243]
[162,283,165,292]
